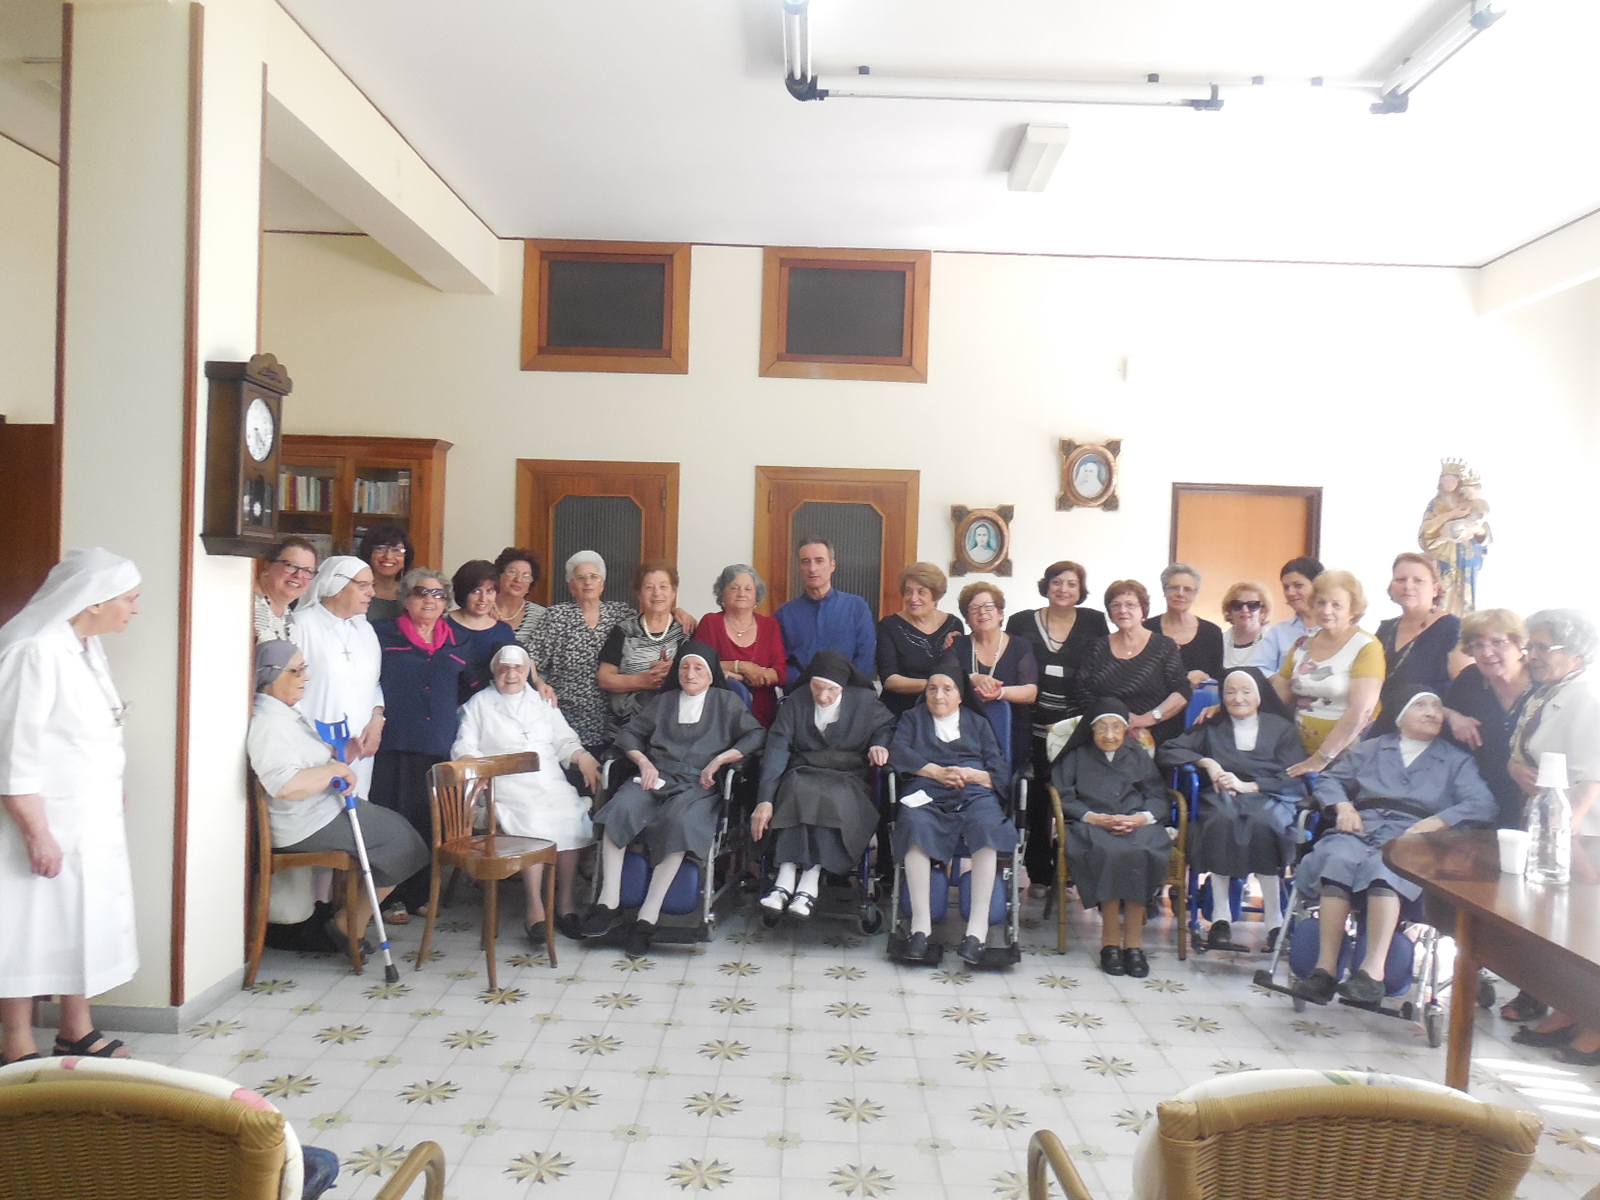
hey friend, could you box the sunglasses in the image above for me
[411,587,448,599]
[1227,600,1264,612]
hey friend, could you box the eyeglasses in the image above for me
[273,559,315,579]
[571,572,604,584]
[502,572,534,583]
[411,587,447,599]
[1465,636,1515,654]
[1165,585,1197,595]
[1525,642,1565,657]
[284,665,309,677]
[967,603,999,614]
[335,575,375,592]
[1227,600,1264,612]
[373,543,406,555]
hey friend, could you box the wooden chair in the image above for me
[1028,1081,1542,1200]
[0,1056,445,1200]
[419,752,559,989]
[1049,784,1188,959]
[247,781,362,985]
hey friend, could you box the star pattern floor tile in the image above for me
[116,899,1600,1199]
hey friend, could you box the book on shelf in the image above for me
[353,473,412,516]
[278,471,332,514]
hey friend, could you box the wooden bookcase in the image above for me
[278,436,451,569]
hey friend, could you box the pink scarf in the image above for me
[397,612,454,655]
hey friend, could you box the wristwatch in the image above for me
[1148,708,1163,721]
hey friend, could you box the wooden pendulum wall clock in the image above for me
[202,353,293,556]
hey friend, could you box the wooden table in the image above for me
[1384,829,1600,1091]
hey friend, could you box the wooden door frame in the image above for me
[754,465,920,617]
[515,458,680,604]
[1169,483,1322,564]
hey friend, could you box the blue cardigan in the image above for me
[373,619,471,757]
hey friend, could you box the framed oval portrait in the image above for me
[951,505,1013,576]
[1058,439,1121,511]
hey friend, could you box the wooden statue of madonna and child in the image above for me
[1420,457,1491,616]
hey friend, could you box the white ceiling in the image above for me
[5,1,1600,266]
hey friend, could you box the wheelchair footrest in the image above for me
[972,944,1020,971]
[1251,968,1297,999]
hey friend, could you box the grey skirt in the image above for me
[1295,809,1420,902]
[1190,787,1297,877]
[1065,821,1171,910]
[769,767,878,863]
[594,775,719,862]
[891,785,1017,864]
[278,800,431,888]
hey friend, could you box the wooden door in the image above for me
[1170,484,1321,608]
[754,466,919,620]
[0,420,60,624]
[515,459,679,605]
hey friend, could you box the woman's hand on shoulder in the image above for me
[1444,709,1482,749]
[674,608,697,636]
[536,680,559,706]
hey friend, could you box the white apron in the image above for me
[0,622,138,997]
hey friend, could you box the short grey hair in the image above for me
[713,564,767,607]
[399,567,446,595]
[1161,562,1202,590]
[565,550,606,583]
[1525,608,1600,662]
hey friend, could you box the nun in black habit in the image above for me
[751,650,896,918]
[888,663,1017,965]
[582,640,765,956]
[1053,697,1172,977]
[1156,666,1304,949]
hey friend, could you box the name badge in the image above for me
[1044,664,1065,678]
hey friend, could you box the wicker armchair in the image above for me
[1028,1082,1542,1200]
[0,1057,444,1200]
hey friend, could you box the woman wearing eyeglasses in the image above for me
[1144,563,1223,689]
[492,546,547,651]
[1072,580,1191,748]
[254,536,318,645]
[357,524,414,623]
[370,568,471,917]
[948,583,1038,765]
[1441,610,1531,830]
[1219,581,1271,670]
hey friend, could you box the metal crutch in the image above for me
[315,717,401,983]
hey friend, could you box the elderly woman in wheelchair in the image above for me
[1291,688,1496,1005]
[579,641,764,957]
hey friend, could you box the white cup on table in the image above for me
[1498,829,1531,874]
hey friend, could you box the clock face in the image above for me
[244,396,276,463]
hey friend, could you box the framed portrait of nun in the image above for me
[950,505,1013,576]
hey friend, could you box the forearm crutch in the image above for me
[315,717,400,983]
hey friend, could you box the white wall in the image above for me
[263,234,1598,624]
[0,136,57,424]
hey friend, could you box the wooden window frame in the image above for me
[760,247,930,383]
[1168,483,1323,564]
[521,240,690,375]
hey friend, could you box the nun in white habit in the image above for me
[454,644,602,942]
[0,548,141,1064]
[294,555,385,802]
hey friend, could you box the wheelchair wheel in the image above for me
[1399,1001,1416,1022]
[1425,1003,1446,1048]
[858,906,883,936]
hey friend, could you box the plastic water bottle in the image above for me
[1525,752,1572,887]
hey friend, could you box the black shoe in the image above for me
[580,904,622,939]
[1264,926,1282,955]
[956,935,984,965]
[1514,1023,1578,1047]
[1206,920,1232,950]
[1337,968,1385,1005]
[524,921,547,948]
[902,931,929,962]
[624,919,655,958]
[1122,947,1149,978]
[1100,945,1126,976]
[555,912,583,941]
[1293,967,1338,1005]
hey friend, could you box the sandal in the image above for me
[53,1030,126,1059]
[1499,990,1549,1023]
[0,1051,42,1067]
[759,886,793,913]
[788,890,816,919]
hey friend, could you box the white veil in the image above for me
[0,548,140,654]
[303,555,369,608]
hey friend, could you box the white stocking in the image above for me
[1208,873,1234,923]
[904,850,933,936]
[772,862,797,895]
[797,864,822,898]
[599,836,626,909]
[638,851,686,924]
[965,848,998,941]
[1258,875,1283,928]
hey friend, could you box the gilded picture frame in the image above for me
[1058,439,1121,511]
[951,505,1013,577]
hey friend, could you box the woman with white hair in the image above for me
[0,549,141,1064]
[528,551,638,754]
[1145,562,1224,689]
[455,644,602,943]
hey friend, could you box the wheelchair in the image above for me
[885,698,1027,969]
[589,755,748,948]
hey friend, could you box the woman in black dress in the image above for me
[948,581,1038,763]
[1370,552,1469,737]
[876,562,964,717]
[1157,667,1304,949]
[1144,562,1224,688]
[1072,580,1191,747]
[889,667,1016,966]
[750,650,895,919]
[1007,560,1108,895]
[1053,698,1172,977]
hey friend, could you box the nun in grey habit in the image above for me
[751,650,896,918]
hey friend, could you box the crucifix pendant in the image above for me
[342,648,352,661]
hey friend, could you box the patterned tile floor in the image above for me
[123,890,1600,1200]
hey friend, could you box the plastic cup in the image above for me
[1498,829,1531,874]
[1536,752,1569,789]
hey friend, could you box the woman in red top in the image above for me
[697,565,787,727]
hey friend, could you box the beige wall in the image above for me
[263,233,1600,623]
[0,135,57,425]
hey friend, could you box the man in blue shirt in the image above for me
[775,536,877,689]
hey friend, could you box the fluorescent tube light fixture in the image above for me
[1008,124,1071,192]
[1372,0,1506,113]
